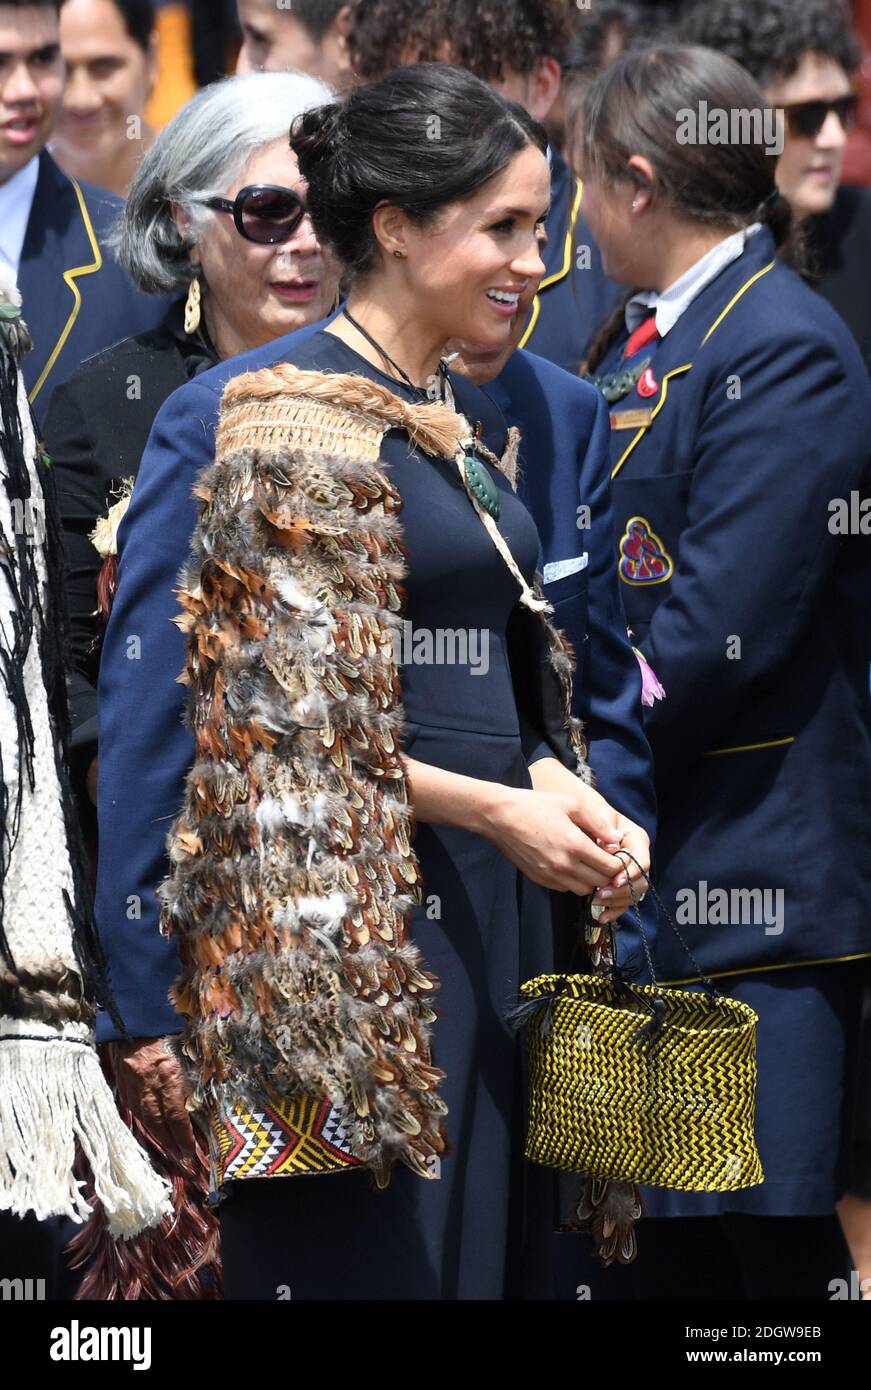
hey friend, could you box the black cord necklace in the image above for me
[341,307,450,404]
[340,308,502,521]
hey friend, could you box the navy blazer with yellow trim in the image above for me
[597,226,871,981]
[17,153,167,423]
[517,149,621,375]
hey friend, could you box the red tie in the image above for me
[623,313,660,361]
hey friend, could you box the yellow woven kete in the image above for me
[521,972,764,1192]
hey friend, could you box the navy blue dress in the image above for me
[182,334,559,1300]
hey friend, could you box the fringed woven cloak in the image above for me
[0,270,170,1236]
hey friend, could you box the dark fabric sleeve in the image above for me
[518,712,555,768]
[42,377,108,752]
[94,377,220,1042]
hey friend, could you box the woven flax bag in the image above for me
[514,856,764,1193]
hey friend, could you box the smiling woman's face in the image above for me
[189,138,341,360]
[396,143,551,353]
[449,226,548,385]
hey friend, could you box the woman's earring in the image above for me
[184,275,202,334]
[393,249,405,259]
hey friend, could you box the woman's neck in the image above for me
[649,220,742,295]
[325,290,446,387]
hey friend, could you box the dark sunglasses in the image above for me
[782,93,858,139]
[202,184,307,244]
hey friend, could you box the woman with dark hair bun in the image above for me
[575,44,871,1300]
[95,61,652,1300]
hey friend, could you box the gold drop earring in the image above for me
[184,274,202,334]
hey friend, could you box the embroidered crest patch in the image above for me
[618,516,675,585]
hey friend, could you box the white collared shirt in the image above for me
[625,223,763,338]
[0,157,40,280]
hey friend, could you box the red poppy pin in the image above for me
[637,367,659,399]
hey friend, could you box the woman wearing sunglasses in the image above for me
[682,0,871,371]
[574,42,871,1301]
[43,71,340,805]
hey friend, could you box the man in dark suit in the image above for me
[348,0,622,374]
[0,0,166,422]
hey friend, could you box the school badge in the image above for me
[618,516,674,585]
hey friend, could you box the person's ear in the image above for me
[626,154,655,213]
[527,56,563,123]
[334,4,353,44]
[170,201,196,253]
[327,5,355,84]
[371,203,409,261]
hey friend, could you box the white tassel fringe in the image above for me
[0,1025,172,1238]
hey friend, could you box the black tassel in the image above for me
[504,990,557,1033]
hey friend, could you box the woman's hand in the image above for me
[482,786,627,896]
[528,758,651,924]
[112,1037,195,1153]
[86,755,99,806]
[403,756,624,897]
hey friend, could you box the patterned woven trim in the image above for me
[210,1090,363,1185]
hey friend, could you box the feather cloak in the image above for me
[158,363,625,1228]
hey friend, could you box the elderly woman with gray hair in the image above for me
[44,71,340,800]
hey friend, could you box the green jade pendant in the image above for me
[463,453,501,520]
[584,355,651,405]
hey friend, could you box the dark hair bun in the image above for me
[290,102,346,181]
[289,63,547,281]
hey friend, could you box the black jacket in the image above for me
[805,184,871,373]
[44,302,217,753]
